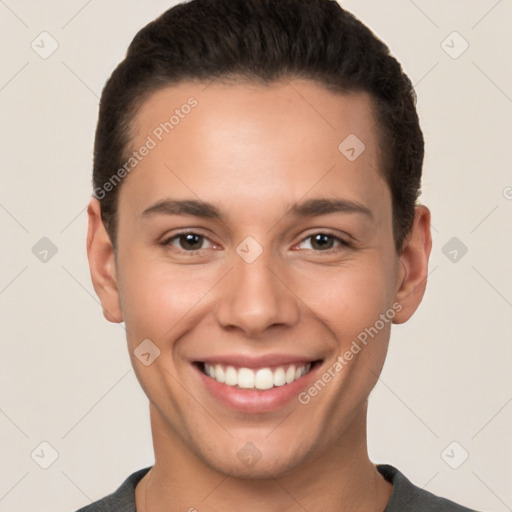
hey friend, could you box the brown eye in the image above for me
[297,233,348,251]
[165,232,213,251]
[179,234,204,250]
[310,234,335,250]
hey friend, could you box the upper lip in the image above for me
[195,354,320,369]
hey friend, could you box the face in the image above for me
[88,79,431,479]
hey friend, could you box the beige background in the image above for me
[1,1,511,510]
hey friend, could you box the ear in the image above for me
[393,205,432,324]
[86,198,123,323]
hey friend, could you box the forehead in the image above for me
[121,79,388,218]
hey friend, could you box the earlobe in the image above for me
[393,205,432,324]
[86,198,123,323]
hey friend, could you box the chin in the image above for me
[197,438,311,480]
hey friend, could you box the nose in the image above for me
[214,252,301,338]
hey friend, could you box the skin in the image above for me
[87,79,431,512]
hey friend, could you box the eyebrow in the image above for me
[140,198,372,220]
[291,198,372,219]
[141,199,222,219]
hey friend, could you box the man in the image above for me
[80,0,479,510]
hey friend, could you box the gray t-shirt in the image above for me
[75,465,479,511]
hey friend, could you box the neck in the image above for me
[136,403,392,512]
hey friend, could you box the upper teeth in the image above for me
[203,363,312,390]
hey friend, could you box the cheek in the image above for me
[116,252,220,347]
[291,255,398,338]
[115,255,221,404]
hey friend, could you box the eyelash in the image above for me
[160,230,351,253]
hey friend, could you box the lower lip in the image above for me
[196,364,319,413]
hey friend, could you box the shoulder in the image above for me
[379,465,480,512]
[73,467,151,512]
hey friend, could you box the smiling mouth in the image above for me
[198,361,320,390]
